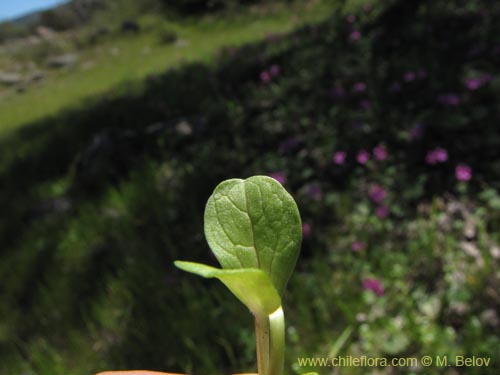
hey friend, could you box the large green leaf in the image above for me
[204,176,302,295]
[174,261,281,317]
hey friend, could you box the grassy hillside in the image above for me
[0,1,335,135]
[1,0,500,374]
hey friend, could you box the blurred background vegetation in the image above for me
[1,0,499,374]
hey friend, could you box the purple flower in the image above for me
[349,30,361,41]
[375,205,389,219]
[359,99,371,111]
[351,241,365,252]
[425,152,436,164]
[353,82,367,93]
[404,71,416,82]
[331,84,346,100]
[260,70,271,83]
[434,148,448,162]
[357,150,370,164]
[465,77,482,90]
[363,278,384,296]
[456,164,472,181]
[409,123,424,141]
[373,144,388,161]
[302,223,311,238]
[347,14,356,23]
[465,74,492,90]
[269,64,281,77]
[278,137,300,153]
[308,184,323,201]
[426,148,448,164]
[269,172,286,185]
[369,185,387,204]
[482,73,493,84]
[333,151,347,165]
[438,93,461,106]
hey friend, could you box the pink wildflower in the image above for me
[369,185,387,204]
[438,93,460,106]
[363,278,384,296]
[269,64,281,77]
[269,172,286,185]
[353,82,367,93]
[333,151,347,165]
[434,148,448,162]
[351,241,365,252]
[357,150,370,164]
[331,84,345,100]
[409,123,424,140]
[375,205,389,219]
[465,77,482,90]
[455,164,472,181]
[302,223,311,238]
[465,74,492,90]
[404,71,416,82]
[349,30,361,41]
[373,144,388,161]
[278,137,299,153]
[359,99,371,111]
[308,184,323,201]
[426,148,448,164]
[260,70,271,83]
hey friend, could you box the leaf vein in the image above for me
[213,197,244,267]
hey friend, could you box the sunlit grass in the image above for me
[0,1,336,136]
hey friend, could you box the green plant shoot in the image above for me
[174,175,302,375]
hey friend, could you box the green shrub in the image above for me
[39,8,82,31]
[0,22,32,42]
[161,0,264,15]
[158,27,178,44]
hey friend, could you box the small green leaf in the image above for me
[174,261,281,317]
[204,175,302,295]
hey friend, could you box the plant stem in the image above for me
[268,306,285,375]
[255,306,285,375]
[255,313,270,375]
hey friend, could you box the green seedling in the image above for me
[175,175,302,375]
